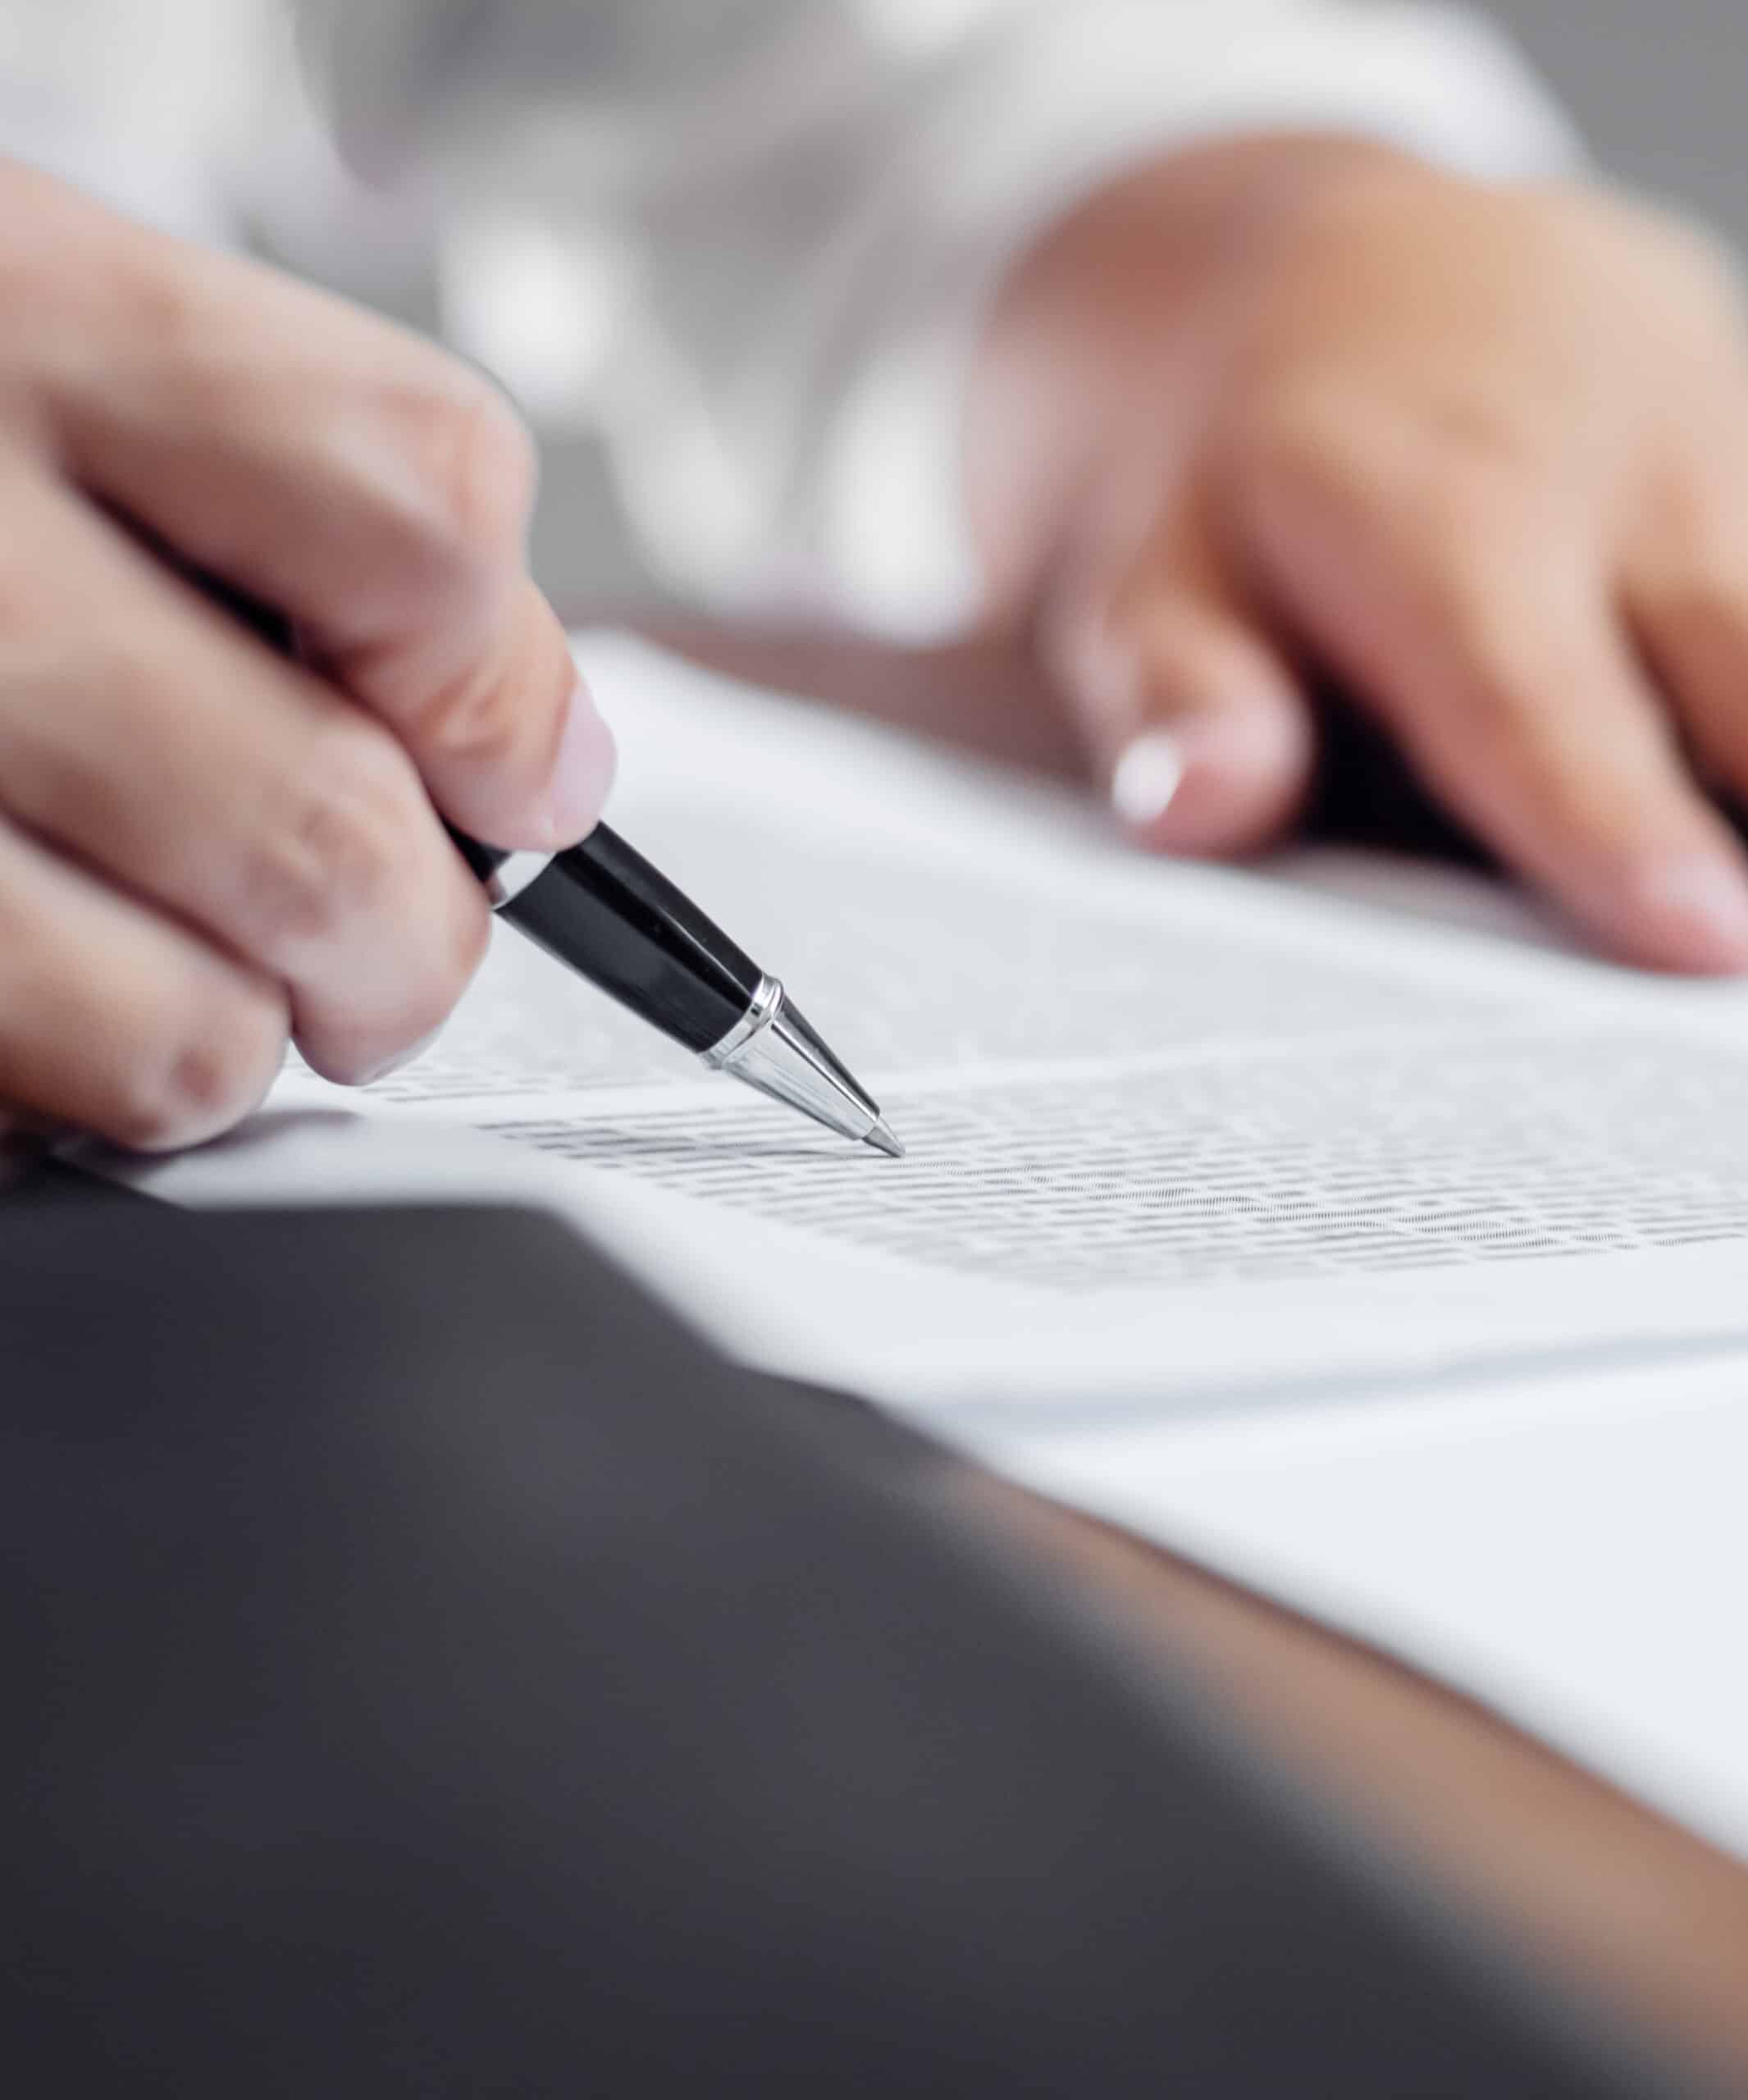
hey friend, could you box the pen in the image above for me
[448,826,904,1157]
[202,578,901,1157]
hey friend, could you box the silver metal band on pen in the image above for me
[700,975,784,1068]
[481,856,901,1155]
[702,975,899,1153]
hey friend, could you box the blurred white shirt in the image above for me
[0,0,1577,636]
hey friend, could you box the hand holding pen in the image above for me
[0,164,895,1157]
[0,167,609,1151]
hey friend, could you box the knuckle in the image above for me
[113,244,208,364]
[1239,389,1530,545]
[1486,722,1588,831]
[113,976,288,1153]
[1228,398,1396,564]
[1413,393,1540,483]
[1232,397,1357,514]
[103,235,258,412]
[381,365,537,568]
[1382,544,1558,754]
[1639,481,1748,630]
[398,889,491,1057]
[296,890,487,1090]
[407,621,559,789]
[1444,673,1546,783]
[419,880,492,1036]
[413,656,532,776]
[241,724,426,955]
[1435,598,1546,742]
[1369,474,1495,579]
[1369,404,1539,559]
[448,881,493,991]
[405,578,572,779]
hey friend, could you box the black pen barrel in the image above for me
[454,824,764,1055]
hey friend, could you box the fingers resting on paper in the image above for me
[980,138,1748,974]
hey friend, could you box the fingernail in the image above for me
[1629,857,1748,970]
[543,678,618,847]
[1111,731,1185,833]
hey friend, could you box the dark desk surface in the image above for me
[6,1153,145,1212]
[6,1174,1748,2091]
[3,1191,1673,2096]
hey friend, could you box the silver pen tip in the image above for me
[865,1116,906,1160]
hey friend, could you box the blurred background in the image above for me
[6,2,1746,623]
[525,0,1748,620]
[1491,0,1748,237]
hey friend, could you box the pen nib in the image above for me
[865,1116,906,1160]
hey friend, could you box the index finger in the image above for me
[23,169,612,851]
[1262,476,1748,970]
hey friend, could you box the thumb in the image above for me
[1054,564,1316,858]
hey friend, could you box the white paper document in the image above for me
[132,630,1748,1418]
[118,632,1748,1854]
